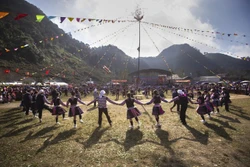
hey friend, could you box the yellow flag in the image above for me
[36,15,45,22]
[0,12,9,19]
[51,37,54,41]
[68,17,74,22]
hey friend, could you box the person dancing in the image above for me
[50,92,67,124]
[118,92,143,129]
[87,90,119,127]
[144,89,168,128]
[66,91,86,128]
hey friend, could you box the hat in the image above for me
[177,89,184,95]
[38,89,44,94]
[99,90,106,98]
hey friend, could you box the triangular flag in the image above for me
[228,34,231,37]
[60,17,66,23]
[14,13,28,20]
[14,48,18,51]
[36,15,45,22]
[88,19,93,22]
[21,46,24,48]
[51,37,54,41]
[76,18,80,22]
[137,47,140,51]
[24,44,29,47]
[68,17,74,22]
[0,12,9,19]
[47,16,56,20]
[5,48,10,52]
[234,33,238,36]
[39,40,43,43]
[81,18,86,22]
[16,68,19,73]
[45,70,50,75]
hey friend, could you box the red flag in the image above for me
[4,69,10,73]
[16,68,19,73]
[14,13,28,20]
[45,70,50,75]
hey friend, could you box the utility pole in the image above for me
[134,7,144,89]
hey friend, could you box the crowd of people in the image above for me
[0,83,234,129]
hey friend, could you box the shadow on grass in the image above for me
[0,124,40,138]
[76,126,110,149]
[210,117,236,130]
[229,105,250,121]
[4,118,34,128]
[20,125,59,143]
[217,114,241,123]
[0,116,22,125]
[124,128,143,151]
[183,125,209,145]
[36,129,77,154]
[0,108,21,119]
[204,123,232,141]
[150,153,188,167]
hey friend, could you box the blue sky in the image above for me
[26,0,250,58]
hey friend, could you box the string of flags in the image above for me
[0,11,135,24]
[142,21,249,39]
[175,27,249,46]
[142,24,173,73]
[149,24,249,61]
[85,23,135,80]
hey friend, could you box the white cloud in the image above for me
[28,0,249,58]
[229,45,250,58]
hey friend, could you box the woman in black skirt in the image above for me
[144,90,168,128]
[118,93,143,129]
[50,92,67,124]
[66,91,86,128]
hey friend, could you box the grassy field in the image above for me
[0,93,250,167]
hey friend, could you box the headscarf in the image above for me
[99,90,106,98]
[38,89,44,94]
[177,89,184,95]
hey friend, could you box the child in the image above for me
[51,92,67,124]
[144,89,168,128]
[118,92,143,129]
[195,91,211,124]
[66,91,86,128]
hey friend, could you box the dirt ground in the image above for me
[0,93,250,167]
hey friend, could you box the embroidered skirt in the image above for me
[52,106,67,115]
[68,106,83,117]
[152,105,165,116]
[127,107,141,119]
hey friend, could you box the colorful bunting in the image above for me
[0,12,9,19]
[5,48,10,52]
[14,13,28,20]
[36,15,45,22]
[68,17,74,22]
[45,70,50,75]
[60,17,66,23]
[47,16,56,20]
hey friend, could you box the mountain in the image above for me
[1,0,250,83]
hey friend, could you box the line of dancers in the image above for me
[20,87,231,129]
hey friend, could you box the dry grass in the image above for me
[1,93,250,167]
